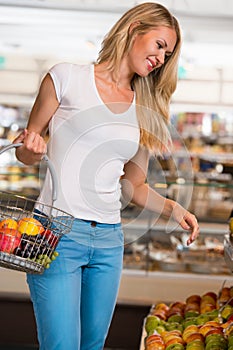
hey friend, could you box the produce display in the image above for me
[0,217,59,268]
[143,286,233,350]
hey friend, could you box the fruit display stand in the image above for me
[140,286,233,350]
[224,218,233,274]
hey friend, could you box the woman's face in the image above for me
[127,26,177,77]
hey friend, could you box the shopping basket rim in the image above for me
[0,190,75,219]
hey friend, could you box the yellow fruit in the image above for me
[0,218,18,230]
[230,218,233,234]
[18,217,44,236]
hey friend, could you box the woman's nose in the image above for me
[157,50,165,65]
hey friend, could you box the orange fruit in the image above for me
[0,218,18,230]
[18,217,44,236]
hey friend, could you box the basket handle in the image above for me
[0,142,58,202]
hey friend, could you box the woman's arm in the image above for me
[121,146,200,245]
[14,73,59,165]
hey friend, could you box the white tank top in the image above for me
[38,63,140,223]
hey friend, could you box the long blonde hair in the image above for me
[97,2,182,152]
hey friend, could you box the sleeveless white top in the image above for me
[38,63,140,223]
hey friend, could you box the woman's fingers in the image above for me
[23,131,47,155]
[173,203,200,246]
[13,129,28,144]
[182,213,200,245]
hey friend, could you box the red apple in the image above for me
[227,314,233,322]
[163,332,183,343]
[183,325,199,342]
[0,228,21,254]
[155,303,169,312]
[185,332,204,343]
[204,321,221,327]
[165,336,184,347]
[186,295,201,304]
[146,334,165,349]
[169,301,186,310]
[205,327,223,337]
[202,292,217,301]
[200,303,216,313]
[40,229,59,248]
[185,302,200,310]
[153,311,167,320]
[199,323,221,337]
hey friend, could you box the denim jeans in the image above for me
[27,218,124,350]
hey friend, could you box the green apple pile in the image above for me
[144,286,233,350]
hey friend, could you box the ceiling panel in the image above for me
[0,0,233,66]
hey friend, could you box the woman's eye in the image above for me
[165,52,172,59]
[157,42,163,49]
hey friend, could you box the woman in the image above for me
[14,2,199,350]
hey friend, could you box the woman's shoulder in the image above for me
[49,62,92,76]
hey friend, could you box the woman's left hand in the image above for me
[172,202,200,246]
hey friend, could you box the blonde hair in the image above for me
[97,2,182,152]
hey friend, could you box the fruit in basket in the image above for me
[18,217,44,236]
[0,218,18,230]
[229,218,233,234]
[40,229,59,248]
[0,228,21,253]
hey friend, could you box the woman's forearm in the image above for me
[122,181,175,218]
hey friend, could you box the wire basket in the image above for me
[0,143,74,274]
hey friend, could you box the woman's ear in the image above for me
[129,21,141,34]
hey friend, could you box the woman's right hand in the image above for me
[13,129,47,165]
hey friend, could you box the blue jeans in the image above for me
[27,219,124,350]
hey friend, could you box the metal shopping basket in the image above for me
[0,143,74,274]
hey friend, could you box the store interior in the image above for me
[0,1,233,349]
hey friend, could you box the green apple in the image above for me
[205,333,225,344]
[165,343,184,350]
[166,322,183,332]
[182,317,197,329]
[155,325,166,334]
[184,311,199,319]
[205,339,227,350]
[186,340,205,350]
[228,333,233,346]
[205,335,227,350]
[145,315,161,334]
[206,309,219,320]
[221,304,233,320]
[196,314,210,325]
[167,314,184,323]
